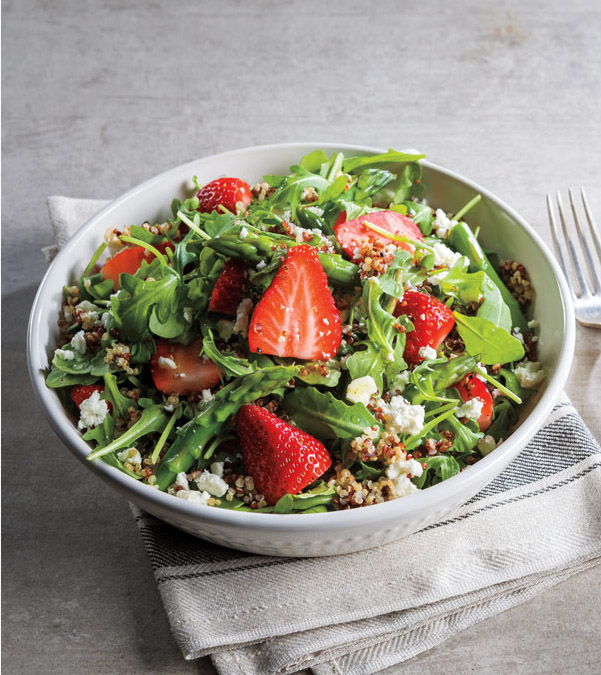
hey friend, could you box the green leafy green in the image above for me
[283,387,380,441]
[453,312,525,365]
[343,149,425,172]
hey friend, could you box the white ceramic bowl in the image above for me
[28,143,575,557]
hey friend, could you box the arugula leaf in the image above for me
[45,370,100,388]
[343,149,425,173]
[393,201,433,235]
[295,360,341,387]
[440,415,482,454]
[453,312,525,365]
[299,149,329,173]
[50,346,108,377]
[477,275,512,331]
[111,264,186,341]
[439,260,485,305]
[413,455,460,489]
[487,397,519,440]
[274,493,294,514]
[201,328,257,378]
[354,168,395,200]
[283,387,380,441]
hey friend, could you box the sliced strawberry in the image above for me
[100,242,175,290]
[334,210,423,261]
[454,373,494,432]
[236,404,332,504]
[71,384,113,414]
[196,177,252,214]
[150,339,221,395]
[209,259,246,316]
[248,245,342,361]
[394,290,455,365]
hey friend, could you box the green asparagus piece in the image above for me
[207,229,360,287]
[448,223,527,331]
[155,365,298,490]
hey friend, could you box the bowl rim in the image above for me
[27,141,576,531]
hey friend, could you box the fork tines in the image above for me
[548,188,601,301]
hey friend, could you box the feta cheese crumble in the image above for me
[527,319,539,330]
[210,461,225,478]
[55,348,75,361]
[176,490,211,506]
[194,470,228,497]
[455,397,484,420]
[379,396,425,436]
[234,298,253,337]
[431,242,462,270]
[77,390,108,430]
[70,330,87,355]
[346,376,378,406]
[117,447,142,466]
[158,356,178,370]
[201,389,214,403]
[419,345,438,360]
[432,209,457,239]
[256,260,267,271]
[386,456,423,498]
[514,361,545,389]
[391,370,411,391]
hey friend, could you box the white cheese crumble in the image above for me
[55,348,75,361]
[391,370,411,391]
[512,327,525,344]
[527,319,539,329]
[100,312,110,329]
[175,472,189,490]
[183,308,193,324]
[201,389,214,403]
[256,260,267,271]
[239,226,249,238]
[194,470,228,497]
[455,397,484,420]
[216,319,235,342]
[477,435,497,456]
[75,300,100,313]
[234,298,253,337]
[158,356,178,370]
[432,209,457,239]
[176,489,211,506]
[346,376,378,406]
[419,345,438,360]
[210,461,225,478]
[77,390,108,430]
[514,361,546,389]
[117,447,142,466]
[379,396,425,436]
[386,456,423,498]
[432,242,462,269]
[70,330,87,354]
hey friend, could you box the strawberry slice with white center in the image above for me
[248,245,342,361]
[334,209,424,261]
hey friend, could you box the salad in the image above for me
[46,149,545,513]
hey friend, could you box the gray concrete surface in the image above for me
[2,0,601,673]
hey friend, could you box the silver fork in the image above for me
[547,188,601,327]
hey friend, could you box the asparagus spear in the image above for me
[448,223,528,331]
[155,365,297,490]
[207,229,360,287]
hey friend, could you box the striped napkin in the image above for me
[48,196,601,675]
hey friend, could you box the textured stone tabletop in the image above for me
[2,0,600,673]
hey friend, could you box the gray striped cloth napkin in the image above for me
[48,196,601,675]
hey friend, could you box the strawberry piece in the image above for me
[248,245,342,361]
[209,259,246,316]
[100,242,175,290]
[196,177,252,214]
[334,210,423,261]
[71,384,113,414]
[236,404,332,504]
[454,373,494,432]
[394,290,455,365]
[150,339,221,395]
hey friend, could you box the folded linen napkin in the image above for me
[47,196,601,675]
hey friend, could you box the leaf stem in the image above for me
[453,194,482,222]
[80,241,107,281]
[120,235,168,266]
[177,210,211,240]
[151,409,179,465]
[362,221,433,251]
[475,367,522,404]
